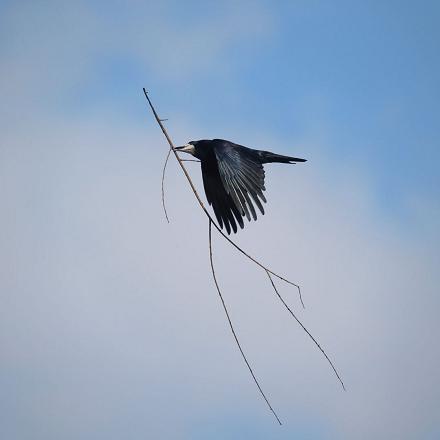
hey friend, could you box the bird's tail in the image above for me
[258,150,307,164]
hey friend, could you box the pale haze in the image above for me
[1,1,439,439]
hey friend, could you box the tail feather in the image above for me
[258,150,307,164]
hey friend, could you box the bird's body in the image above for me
[176,139,306,234]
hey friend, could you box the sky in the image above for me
[1,1,439,439]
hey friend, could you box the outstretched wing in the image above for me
[201,157,244,235]
[212,140,267,229]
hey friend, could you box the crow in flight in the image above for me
[175,139,306,234]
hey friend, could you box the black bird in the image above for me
[175,139,306,234]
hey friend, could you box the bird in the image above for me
[175,139,306,234]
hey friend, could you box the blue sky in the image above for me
[40,0,440,225]
[1,1,439,439]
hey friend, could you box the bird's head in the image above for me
[174,141,197,157]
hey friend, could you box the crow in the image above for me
[175,139,306,234]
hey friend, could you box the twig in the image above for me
[217,229,305,309]
[143,89,304,307]
[142,89,345,414]
[161,152,200,223]
[209,220,282,424]
[265,271,345,390]
[161,148,172,223]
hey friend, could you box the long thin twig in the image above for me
[265,271,345,390]
[161,151,200,223]
[209,220,282,424]
[144,89,303,307]
[161,148,172,223]
[143,89,345,405]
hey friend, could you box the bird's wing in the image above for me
[201,158,244,235]
[213,142,267,224]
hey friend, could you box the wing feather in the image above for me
[213,143,267,226]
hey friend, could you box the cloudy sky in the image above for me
[1,1,439,439]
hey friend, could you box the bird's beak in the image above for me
[174,143,196,156]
